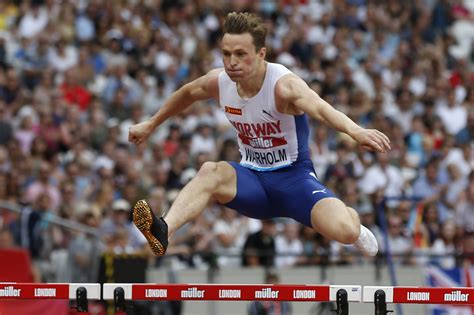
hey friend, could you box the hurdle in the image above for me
[103,283,361,314]
[0,283,100,312]
[3,283,474,314]
[363,286,474,314]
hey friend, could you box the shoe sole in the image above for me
[133,200,166,256]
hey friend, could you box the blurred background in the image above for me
[0,0,473,314]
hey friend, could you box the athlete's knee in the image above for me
[196,161,231,190]
[338,221,360,244]
[198,161,219,176]
[311,199,361,244]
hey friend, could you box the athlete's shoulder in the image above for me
[204,68,225,83]
[201,68,224,99]
[268,62,292,71]
[207,68,225,77]
[274,72,306,100]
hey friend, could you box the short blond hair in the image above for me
[223,12,267,51]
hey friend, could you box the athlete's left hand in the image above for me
[351,128,391,153]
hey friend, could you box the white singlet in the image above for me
[218,62,310,171]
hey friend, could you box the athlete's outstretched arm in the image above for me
[129,68,222,145]
[277,75,391,153]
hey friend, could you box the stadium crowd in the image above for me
[0,0,473,283]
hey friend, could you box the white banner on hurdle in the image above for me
[363,286,394,303]
[330,285,362,302]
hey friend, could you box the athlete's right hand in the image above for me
[351,128,391,153]
[128,121,154,145]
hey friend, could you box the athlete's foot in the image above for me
[133,200,168,256]
[354,225,378,257]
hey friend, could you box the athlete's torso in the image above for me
[218,62,310,171]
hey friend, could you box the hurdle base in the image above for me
[75,287,88,313]
[374,289,393,315]
[114,287,126,312]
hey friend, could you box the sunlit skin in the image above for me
[221,33,267,98]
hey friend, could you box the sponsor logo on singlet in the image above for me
[229,119,291,169]
[225,106,242,115]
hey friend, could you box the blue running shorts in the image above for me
[224,159,336,227]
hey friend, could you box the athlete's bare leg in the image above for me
[310,198,360,244]
[133,161,237,255]
[164,161,237,237]
[310,198,378,256]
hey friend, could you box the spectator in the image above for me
[24,161,61,212]
[379,215,413,265]
[190,120,217,157]
[444,163,468,210]
[324,142,356,188]
[99,199,145,251]
[411,157,449,221]
[462,232,474,265]
[430,219,458,269]
[212,206,249,267]
[310,125,335,178]
[242,220,276,267]
[358,151,405,199]
[455,173,474,234]
[421,202,441,247]
[47,39,78,73]
[67,209,100,283]
[435,89,467,136]
[10,194,52,259]
[59,68,92,111]
[18,4,48,39]
[14,114,36,154]
[0,68,23,113]
[455,109,474,145]
[297,226,319,265]
[0,101,12,145]
[275,222,304,268]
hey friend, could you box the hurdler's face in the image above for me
[221,33,266,82]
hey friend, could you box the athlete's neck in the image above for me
[237,61,267,99]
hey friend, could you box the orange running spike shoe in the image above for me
[133,200,168,256]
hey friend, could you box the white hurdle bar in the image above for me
[0,283,100,300]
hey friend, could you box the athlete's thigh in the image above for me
[267,161,336,227]
[224,162,273,220]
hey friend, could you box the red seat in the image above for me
[0,248,69,315]
[0,248,34,282]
